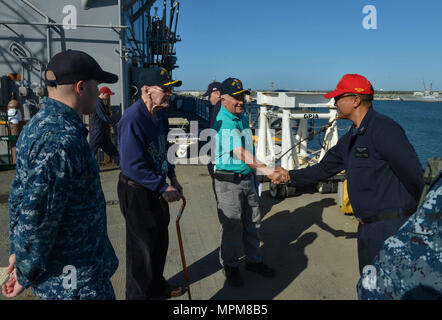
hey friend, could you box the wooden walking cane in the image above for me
[176,196,191,300]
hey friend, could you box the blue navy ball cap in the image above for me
[220,77,250,96]
[45,49,118,86]
[138,66,182,89]
[202,81,221,97]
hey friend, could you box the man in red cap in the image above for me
[89,86,119,164]
[275,74,424,275]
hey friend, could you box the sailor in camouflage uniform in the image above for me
[357,171,442,300]
[2,50,119,300]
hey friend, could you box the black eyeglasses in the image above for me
[334,94,358,103]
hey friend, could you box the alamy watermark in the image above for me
[362,5,377,30]
[361,265,377,290]
[62,5,376,31]
[62,265,77,290]
[166,121,277,169]
[62,5,77,30]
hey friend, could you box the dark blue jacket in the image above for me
[90,98,115,141]
[207,102,221,176]
[209,101,221,129]
[118,99,175,193]
[289,107,424,219]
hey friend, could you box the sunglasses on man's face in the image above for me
[334,94,358,103]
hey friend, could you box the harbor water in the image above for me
[245,100,442,169]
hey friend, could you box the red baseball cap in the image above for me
[100,86,115,95]
[324,74,374,99]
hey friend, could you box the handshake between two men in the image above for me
[268,167,290,185]
[163,151,291,203]
[233,146,291,185]
[256,165,291,185]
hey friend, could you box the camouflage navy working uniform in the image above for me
[8,97,119,299]
[357,172,442,299]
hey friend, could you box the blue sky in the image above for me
[165,0,442,91]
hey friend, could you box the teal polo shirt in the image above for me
[213,105,254,175]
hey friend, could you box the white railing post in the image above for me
[281,108,295,170]
[256,105,268,163]
[266,120,275,165]
[319,103,338,161]
[300,117,308,159]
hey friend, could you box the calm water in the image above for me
[248,100,442,169]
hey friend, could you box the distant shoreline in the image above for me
[175,90,441,102]
[176,90,440,96]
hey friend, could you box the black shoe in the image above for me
[151,284,184,299]
[245,262,276,278]
[223,265,244,287]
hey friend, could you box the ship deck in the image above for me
[0,164,361,300]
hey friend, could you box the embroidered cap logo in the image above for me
[232,79,242,89]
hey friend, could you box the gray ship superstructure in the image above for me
[0,0,181,162]
[0,0,181,115]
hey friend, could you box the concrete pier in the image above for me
[0,165,360,300]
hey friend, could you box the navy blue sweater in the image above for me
[118,99,175,193]
[289,107,424,218]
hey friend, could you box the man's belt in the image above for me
[119,173,145,189]
[214,170,251,182]
[356,208,415,224]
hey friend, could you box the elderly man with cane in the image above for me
[117,66,185,300]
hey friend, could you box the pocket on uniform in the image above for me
[353,158,372,168]
[351,159,374,192]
